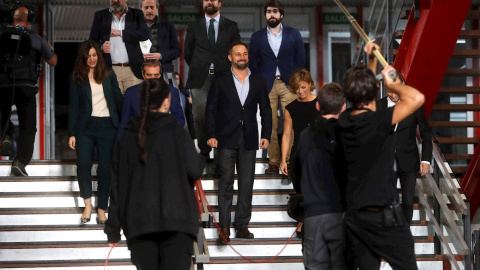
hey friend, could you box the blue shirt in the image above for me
[117,83,185,139]
[267,24,283,76]
[232,68,251,106]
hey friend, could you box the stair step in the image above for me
[0,192,293,208]
[438,86,480,94]
[451,49,480,58]
[431,104,480,111]
[428,121,480,127]
[445,68,480,76]
[466,10,480,19]
[435,137,480,144]
[459,29,480,39]
[444,154,474,160]
[451,166,467,174]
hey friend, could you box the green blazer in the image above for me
[68,70,124,137]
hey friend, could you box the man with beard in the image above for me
[139,0,181,73]
[90,0,150,93]
[184,0,240,160]
[206,41,272,244]
[249,0,306,174]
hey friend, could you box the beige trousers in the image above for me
[111,66,143,94]
[267,79,297,166]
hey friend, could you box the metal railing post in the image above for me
[465,201,472,269]
[433,160,441,255]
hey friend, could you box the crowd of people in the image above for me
[0,0,433,269]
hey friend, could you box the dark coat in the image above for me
[105,113,205,243]
[249,25,306,91]
[154,19,181,73]
[377,97,433,173]
[184,16,240,89]
[205,72,272,150]
[68,70,123,137]
[292,117,347,217]
[117,83,185,139]
[89,8,150,79]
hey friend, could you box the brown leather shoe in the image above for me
[236,227,254,239]
[217,226,230,245]
[265,164,279,174]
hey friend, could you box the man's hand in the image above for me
[420,163,430,176]
[111,29,121,37]
[364,39,379,56]
[68,136,76,150]
[144,53,162,61]
[207,138,218,148]
[102,41,111,54]
[260,139,269,149]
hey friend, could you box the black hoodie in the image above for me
[105,113,205,244]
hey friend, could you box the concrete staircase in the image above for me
[0,159,444,269]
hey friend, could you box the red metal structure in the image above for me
[394,0,471,119]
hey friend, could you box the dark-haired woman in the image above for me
[105,79,205,269]
[68,40,123,224]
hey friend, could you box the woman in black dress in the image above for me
[280,68,318,177]
[105,79,205,269]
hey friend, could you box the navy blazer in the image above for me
[249,25,306,92]
[377,97,433,173]
[89,8,150,79]
[153,19,181,73]
[117,83,185,139]
[68,70,124,137]
[184,16,240,89]
[206,71,272,150]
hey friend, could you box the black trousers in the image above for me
[129,232,194,270]
[0,85,37,165]
[75,117,116,210]
[217,130,256,229]
[397,171,416,223]
[345,209,417,270]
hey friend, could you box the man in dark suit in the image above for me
[139,0,181,73]
[117,60,185,139]
[184,0,240,158]
[364,40,433,223]
[377,88,432,223]
[206,41,272,244]
[89,0,150,93]
[249,0,306,174]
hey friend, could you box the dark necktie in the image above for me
[208,18,216,47]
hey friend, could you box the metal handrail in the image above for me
[415,139,470,268]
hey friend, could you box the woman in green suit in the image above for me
[68,40,123,224]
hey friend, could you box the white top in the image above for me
[267,24,283,76]
[90,80,110,117]
[110,6,129,64]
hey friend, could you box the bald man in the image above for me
[0,6,57,176]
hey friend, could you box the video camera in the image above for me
[0,0,35,26]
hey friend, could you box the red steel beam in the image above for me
[394,0,472,119]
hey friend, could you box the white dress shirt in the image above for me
[110,6,129,64]
[267,24,283,76]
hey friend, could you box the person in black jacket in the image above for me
[292,83,347,270]
[105,78,205,269]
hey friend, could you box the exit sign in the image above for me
[323,13,358,25]
[165,13,199,25]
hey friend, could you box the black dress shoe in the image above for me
[235,228,254,239]
[216,226,230,245]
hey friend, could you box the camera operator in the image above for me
[0,5,57,176]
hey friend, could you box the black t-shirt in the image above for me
[338,107,398,210]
